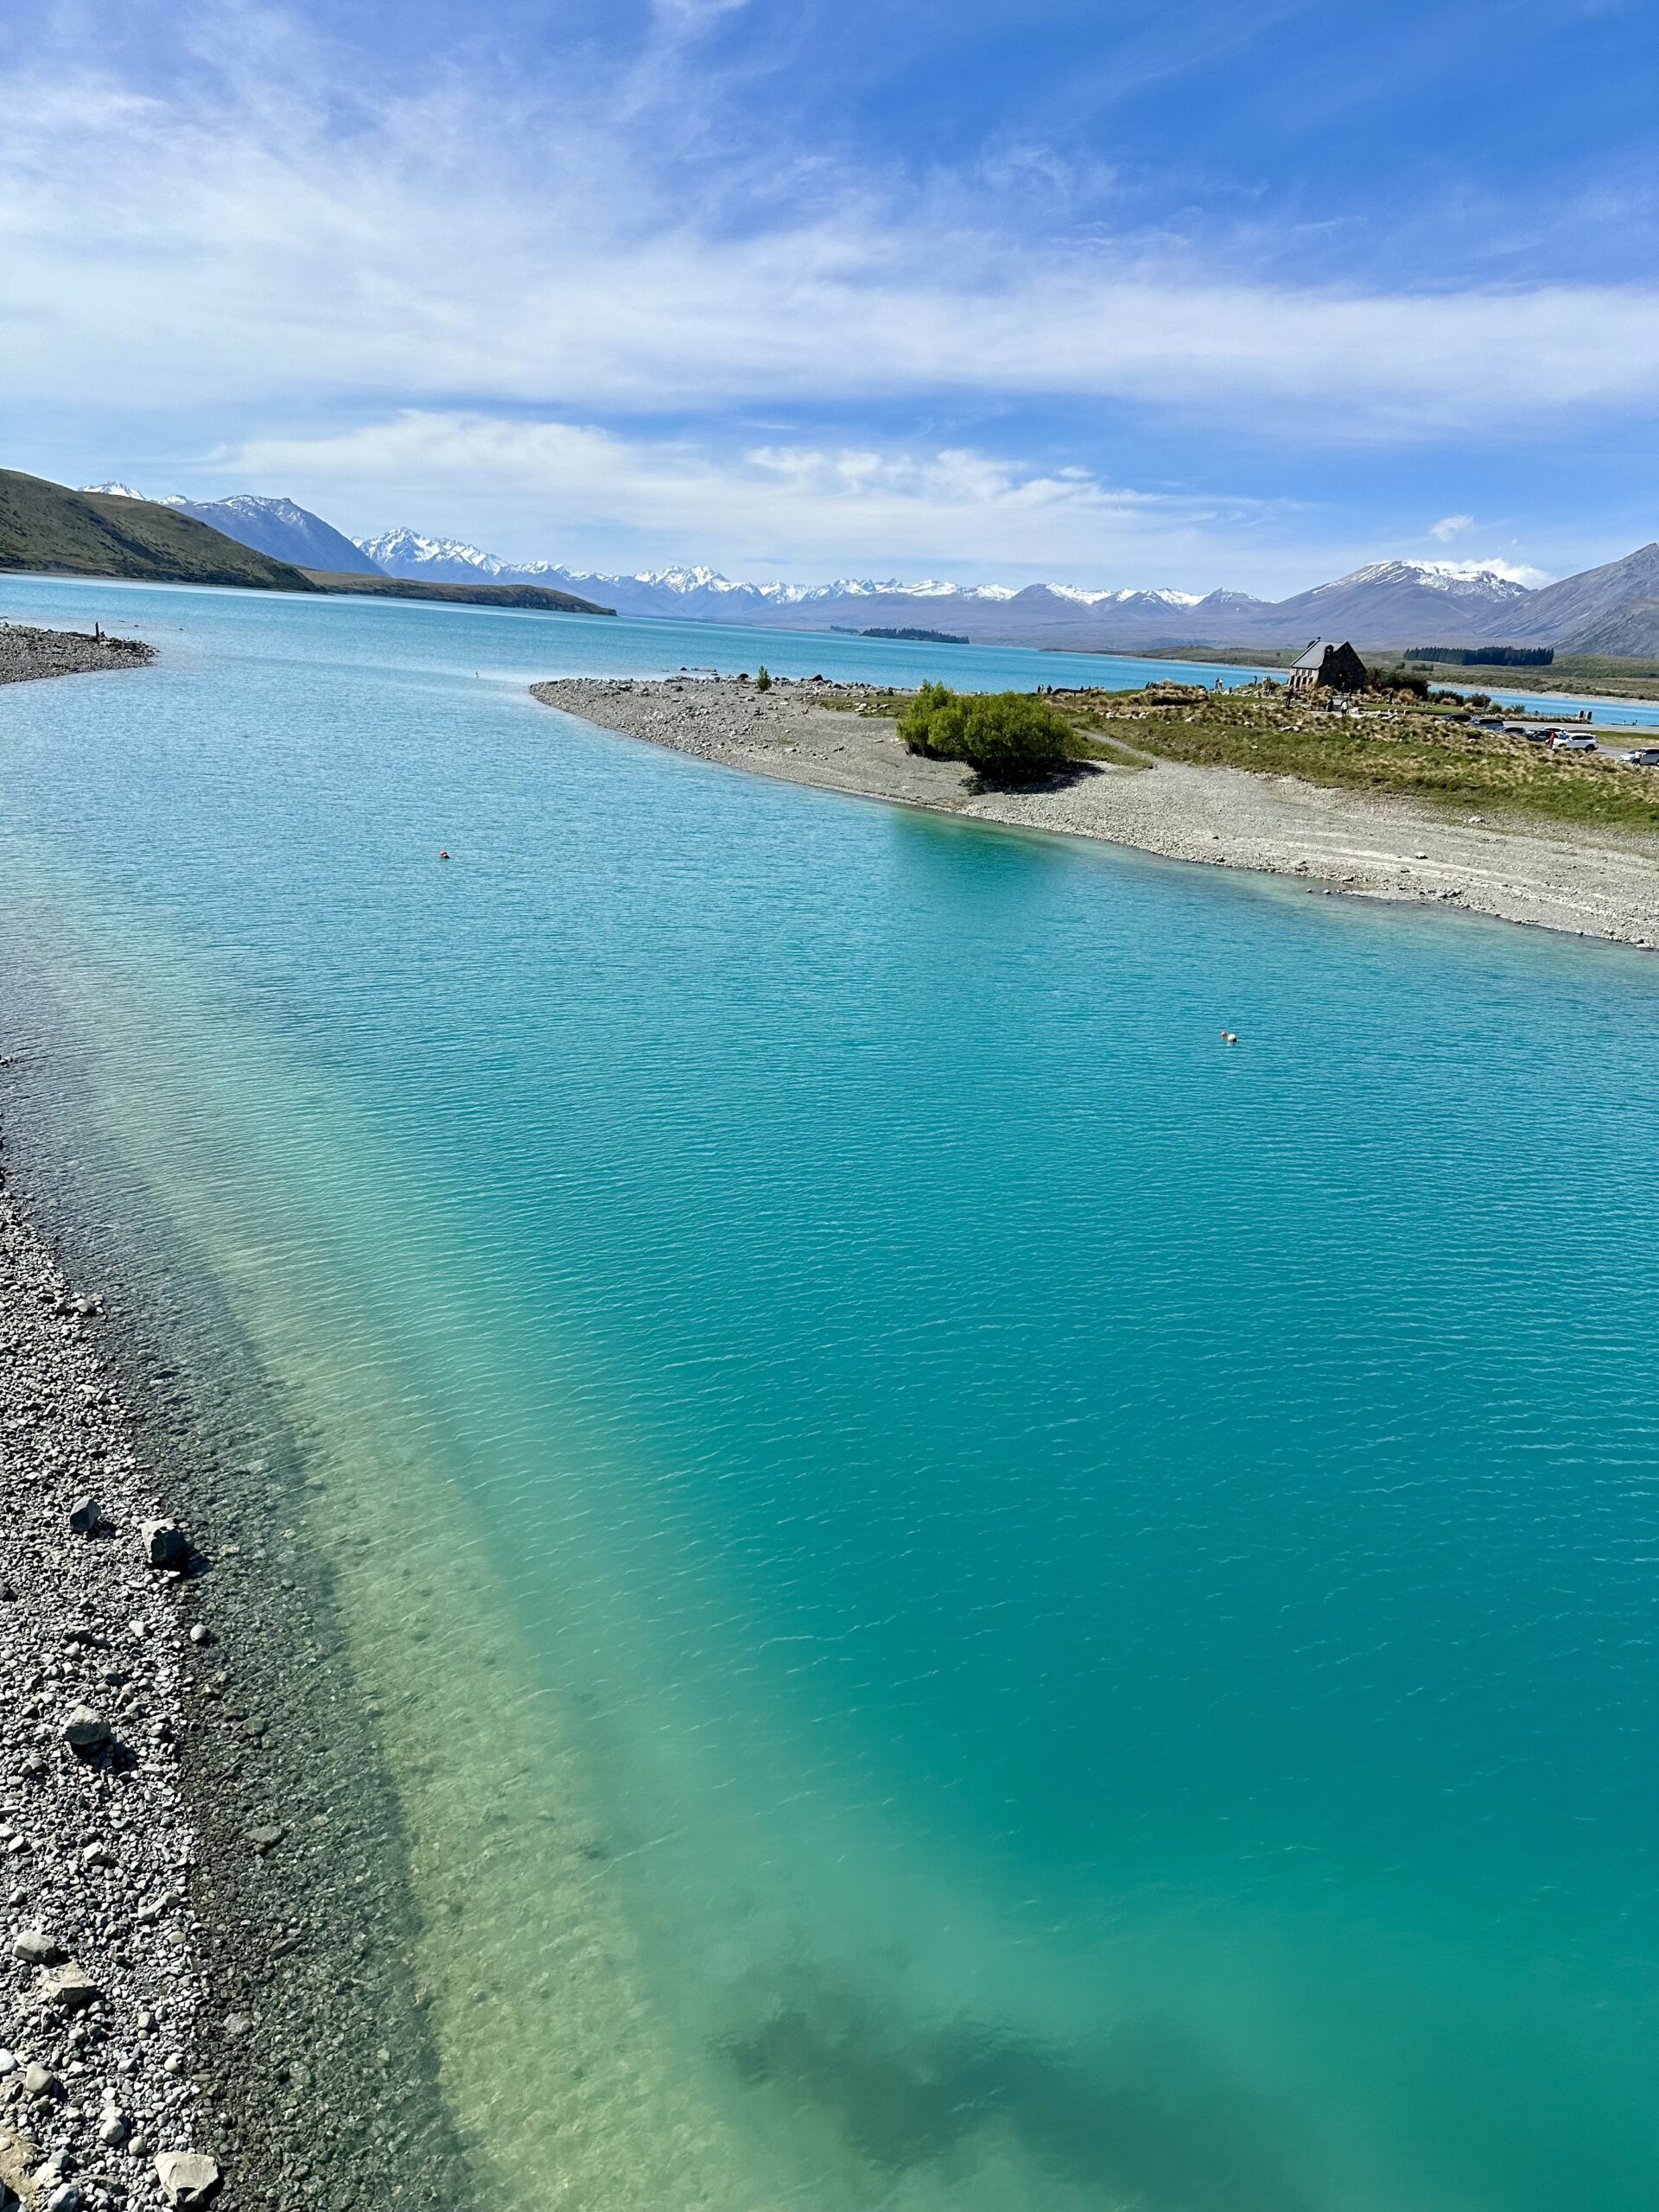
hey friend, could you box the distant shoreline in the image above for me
[532,675,1659,950]
[1115,639,1659,709]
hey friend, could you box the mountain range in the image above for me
[83,486,1659,658]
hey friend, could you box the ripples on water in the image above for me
[3,577,1659,2210]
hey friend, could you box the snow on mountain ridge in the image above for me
[1325,559,1538,601]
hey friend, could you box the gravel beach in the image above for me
[0,1132,470,2212]
[0,627,154,688]
[533,676,1659,949]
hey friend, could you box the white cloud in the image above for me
[1430,513,1474,541]
[226,410,1277,580]
[1423,554,1552,586]
[4,36,1659,436]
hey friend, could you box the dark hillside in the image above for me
[302,570,614,615]
[0,470,317,590]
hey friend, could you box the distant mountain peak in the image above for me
[1329,558,1539,601]
[82,480,149,500]
[356,528,499,576]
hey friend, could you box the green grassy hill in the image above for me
[302,570,614,616]
[0,469,318,591]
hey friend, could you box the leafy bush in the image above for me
[755,665,772,691]
[898,683,1071,783]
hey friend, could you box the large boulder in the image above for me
[140,1521,192,1572]
[154,2152,220,2208]
[0,2124,40,2202]
[60,1708,111,1758]
[36,1964,99,2016]
[60,1707,111,1760]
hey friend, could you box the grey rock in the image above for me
[0,2126,39,2199]
[12,1927,63,1965]
[21,2061,60,2100]
[153,2151,221,2207]
[245,1823,283,1852]
[60,1707,111,1757]
[44,2183,81,2212]
[38,1962,99,2014]
[67,1497,104,1536]
[138,1522,191,1573]
[96,2112,127,2149]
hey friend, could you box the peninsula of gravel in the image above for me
[533,676,1659,948]
[0,627,154,688]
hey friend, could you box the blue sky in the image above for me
[4,0,1656,591]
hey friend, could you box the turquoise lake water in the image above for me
[3,576,1659,2210]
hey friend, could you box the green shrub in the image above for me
[897,681,956,756]
[755,665,772,691]
[898,684,1071,783]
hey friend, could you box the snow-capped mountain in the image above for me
[355,528,502,581]
[1323,558,1537,604]
[355,527,1563,645]
[162,494,381,575]
[83,485,381,574]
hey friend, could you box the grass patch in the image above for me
[814,681,1659,830]
[1061,690,1659,833]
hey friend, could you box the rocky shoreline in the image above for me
[0,1107,469,2211]
[0,1183,218,2209]
[0,628,154,689]
[533,676,1659,949]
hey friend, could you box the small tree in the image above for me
[898,681,956,757]
[755,665,772,691]
[899,684,1071,784]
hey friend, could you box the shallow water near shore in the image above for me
[4,576,1659,2210]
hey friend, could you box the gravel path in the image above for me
[533,676,1659,950]
[0,627,154,688]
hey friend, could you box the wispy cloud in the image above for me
[4,31,1659,438]
[226,410,1283,581]
[1430,513,1474,541]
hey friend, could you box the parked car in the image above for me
[1618,747,1659,766]
[1549,733,1597,753]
